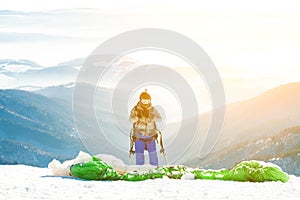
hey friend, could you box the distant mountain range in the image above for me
[185,126,300,175]
[218,82,300,148]
[185,82,300,175]
[0,59,42,73]
[0,58,83,88]
[0,89,86,167]
[35,83,75,103]
[0,57,140,89]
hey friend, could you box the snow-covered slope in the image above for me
[0,164,299,200]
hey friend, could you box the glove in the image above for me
[129,150,135,155]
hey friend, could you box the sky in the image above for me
[0,0,300,102]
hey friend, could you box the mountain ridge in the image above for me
[185,126,300,175]
[0,89,86,167]
[217,82,300,146]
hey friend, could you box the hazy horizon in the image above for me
[1,0,300,106]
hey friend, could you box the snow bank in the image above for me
[48,151,92,176]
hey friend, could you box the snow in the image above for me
[181,172,195,180]
[15,85,44,92]
[0,164,299,200]
[72,66,82,71]
[64,83,75,88]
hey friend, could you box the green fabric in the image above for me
[228,160,290,182]
[192,168,231,181]
[70,157,121,180]
[192,161,289,182]
[122,171,164,181]
[70,158,289,183]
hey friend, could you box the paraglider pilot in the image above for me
[129,89,165,166]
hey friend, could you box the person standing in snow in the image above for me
[129,89,164,166]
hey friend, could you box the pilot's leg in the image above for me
[135,139,145,165]
[147,140,158,166]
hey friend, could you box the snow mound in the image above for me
[181,172,195,180]
[48,151,92,176]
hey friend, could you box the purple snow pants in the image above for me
[135,134,158,166]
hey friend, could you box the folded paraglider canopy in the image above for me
[69,157,289,182]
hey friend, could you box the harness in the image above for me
[129,121,164,151]
[131,132,158,143]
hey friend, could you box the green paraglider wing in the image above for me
[192,160,289,183]
[70,157,121,180]
[192,168,231,181]
[70,158,289,183]
[228,160,289,182]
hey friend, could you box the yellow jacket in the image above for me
[129,102,162,136]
